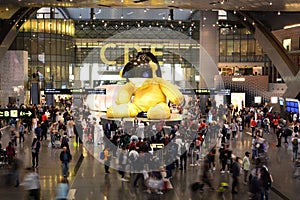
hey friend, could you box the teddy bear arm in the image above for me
[115,82,135,104]
[156,78,183,105]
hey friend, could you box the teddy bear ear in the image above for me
[120,61,135,78]
[143,52,162,77]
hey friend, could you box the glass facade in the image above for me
[10,19,76,89]
[74,20,200,89]
[219,27,264,62]
[8,9,282,98]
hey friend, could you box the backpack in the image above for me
[99,151,104,160]
[263,172,272,188]
[292,138,298,147]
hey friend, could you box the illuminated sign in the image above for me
[232,77,245,82]
[100,43,164,66]
[0,109,35,118]
[179,89,230,95]
[44,88,106,95]
[194,89,211,95]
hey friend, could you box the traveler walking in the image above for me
[60,146,72,178]
[260,165,273,200]
[31,136,41,168]
[231,157,241,194]
[242,152,251,184]
[103,146,112,174]
[18,122,25,143]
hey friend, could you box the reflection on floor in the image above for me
[0,126,299,200]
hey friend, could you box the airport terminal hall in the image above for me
[1,0,300,200]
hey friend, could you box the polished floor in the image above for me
[0,125,299,200]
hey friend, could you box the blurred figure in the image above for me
[9,128,17,146]
[21,167,41,200]
[200,152,215,192]
[260,165,273,200]
[96,121,104,145]
[6,141,15,165]
[55,178,69,200]
[103,146,112,174]
[73,120,83,145]
[40,121,48,141]
[11,158,22,187]
[231,157,241,194]
[118,147,129,181]
[18,122,25,143]
[292,134,299,161]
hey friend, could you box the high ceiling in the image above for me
[1,0,300,31]
[2,0,300,11]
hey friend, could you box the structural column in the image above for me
[198,11,219,89]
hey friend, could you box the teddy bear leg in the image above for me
[107,103,139,118]
[107,104,130,118]
[147,103,170,119]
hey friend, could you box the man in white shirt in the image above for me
[242,151,251,184]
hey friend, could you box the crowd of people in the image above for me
[0,95,299,199]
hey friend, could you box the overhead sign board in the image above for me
[44,88,106,95]
[0,109,36,118]
[179,89,230,96]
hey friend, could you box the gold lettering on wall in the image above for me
[100,43,117,65]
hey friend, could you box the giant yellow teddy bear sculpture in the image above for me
[106,52,183,119]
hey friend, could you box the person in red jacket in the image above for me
[6,141,15,165]
[250,117,257,137]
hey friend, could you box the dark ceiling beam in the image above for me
[234,11,300,98]
[57,7,70,19]
[188,10,199,21]
[0,7,39,64]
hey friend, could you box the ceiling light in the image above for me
[5,7,9,11]
[79,13,82,19]
[121,15,124,19]
[171,0,175,3]
[144,8,147,13]
[233,10,236,14]
[284,23,300,29]
[252,22,255,25]
[277,11,281,15]
[203,17,207,20]
[269,1,272,6]
[243,17,246,21]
